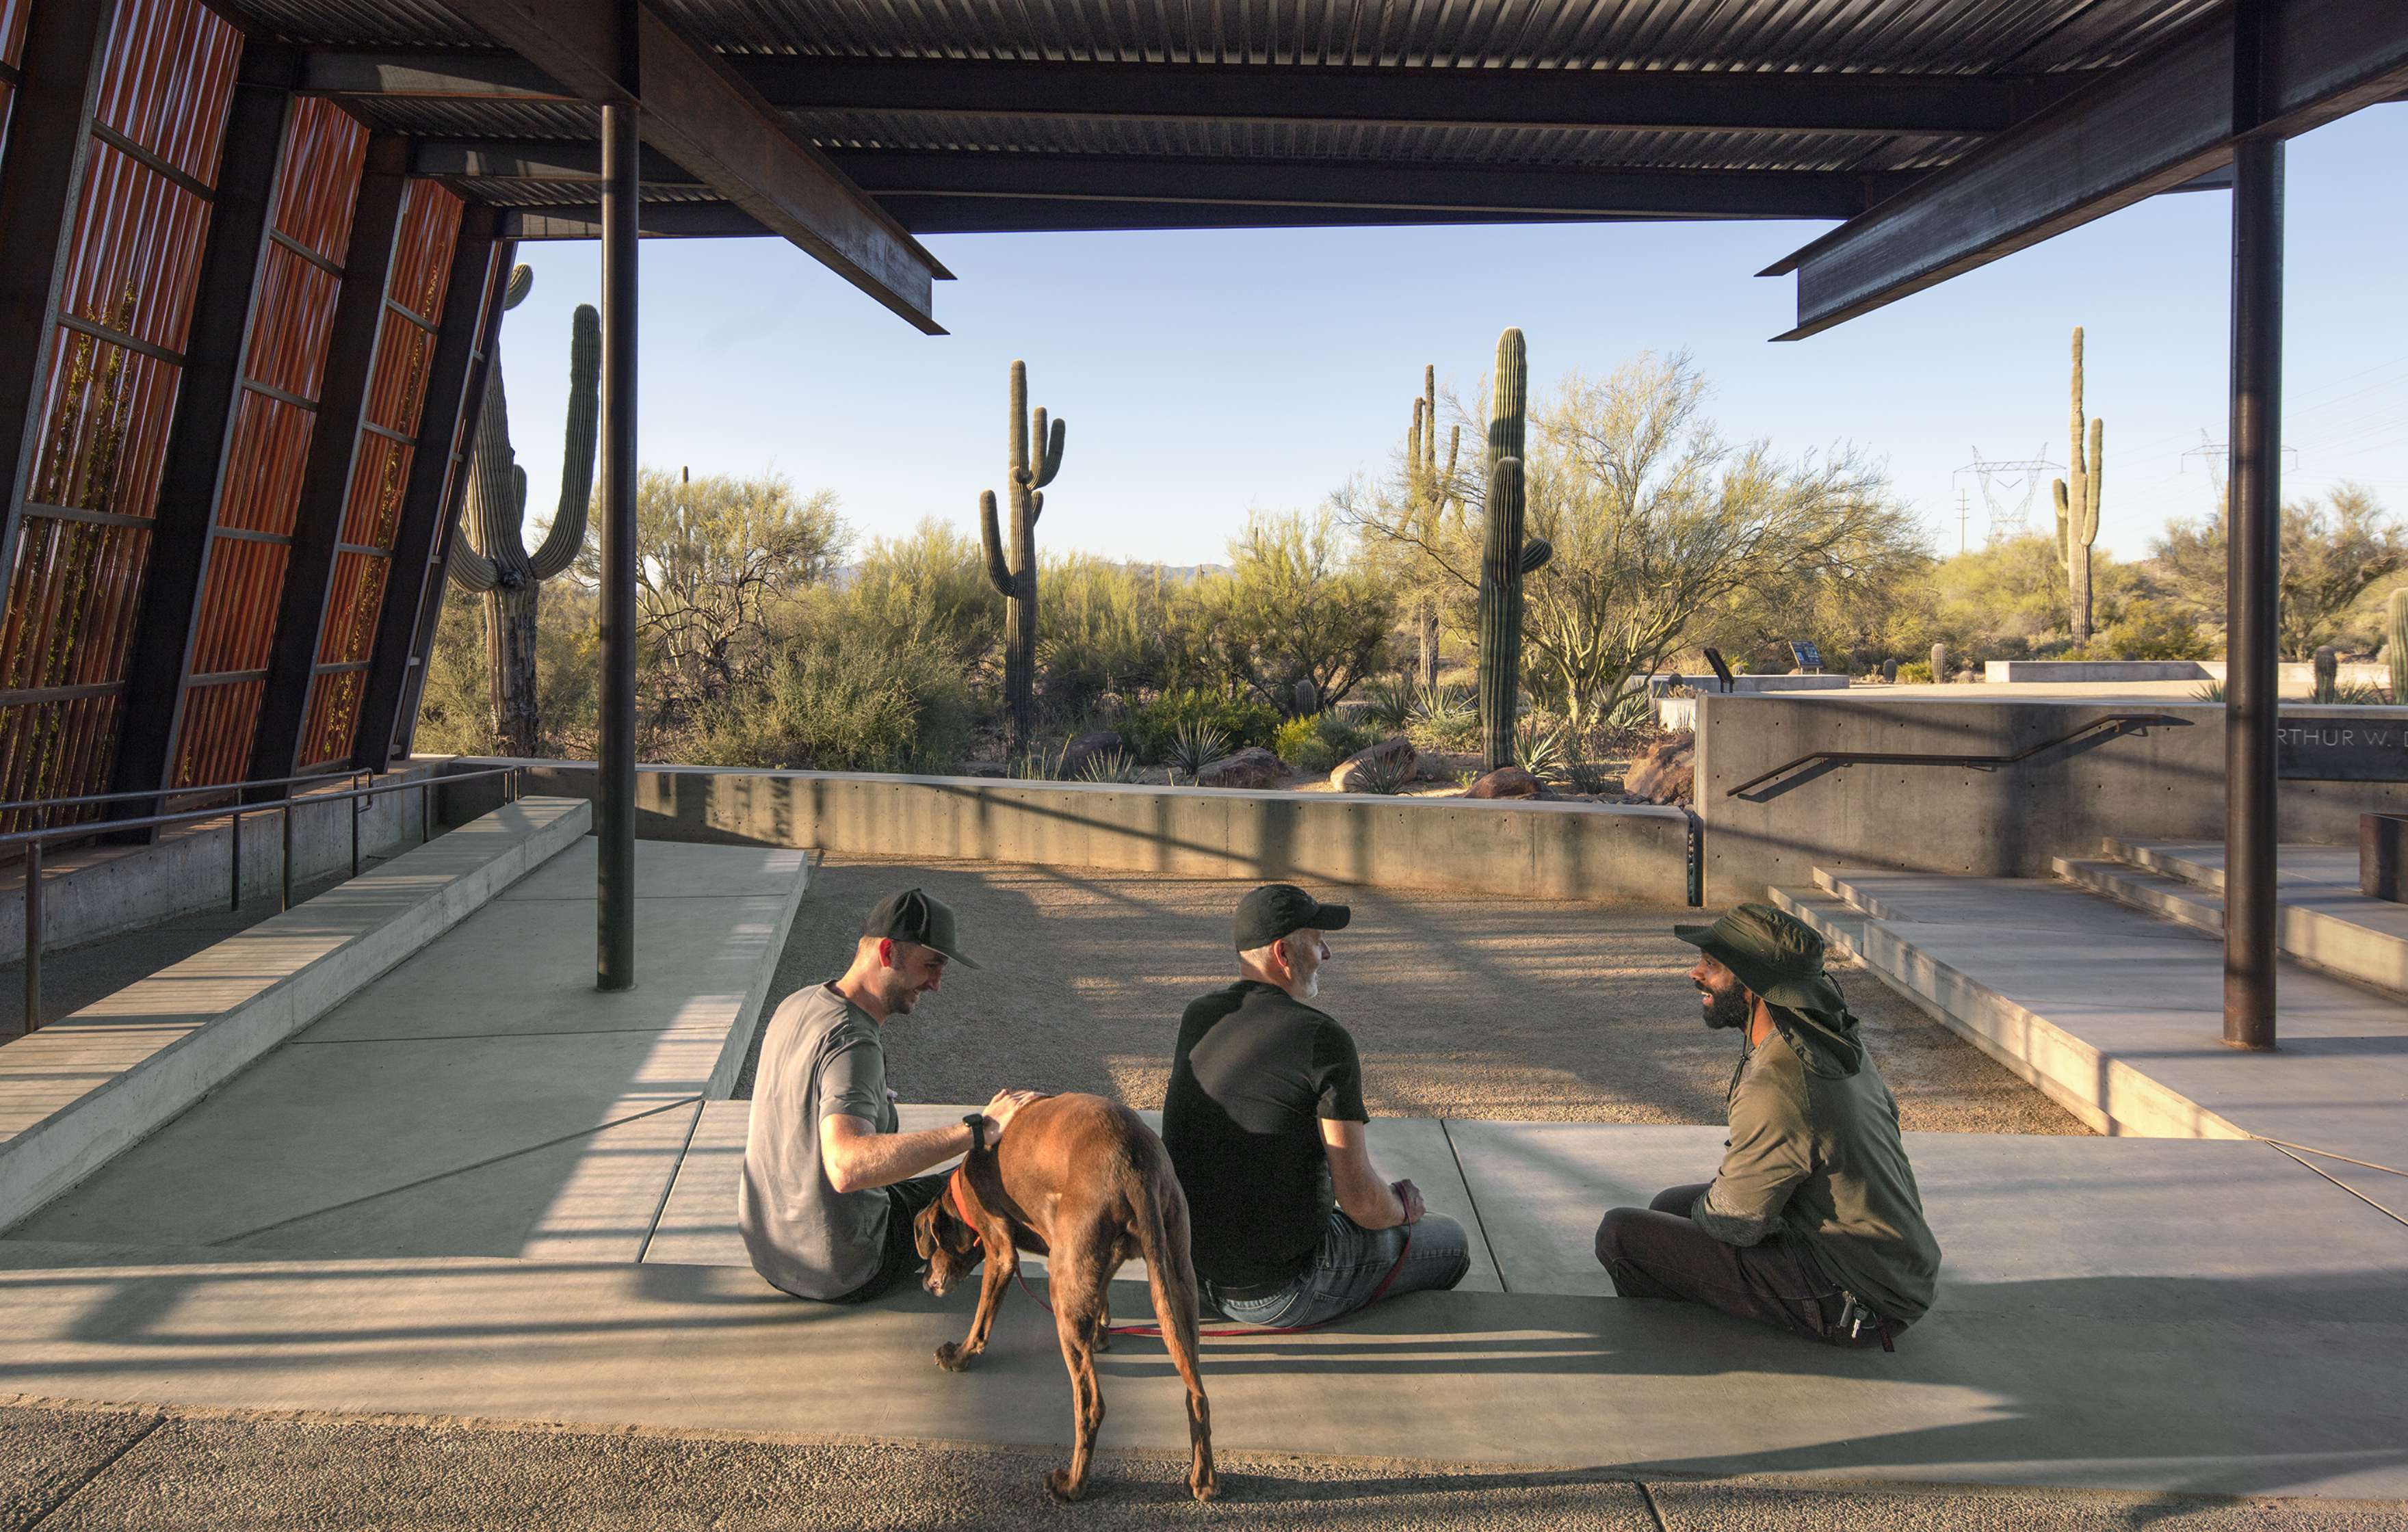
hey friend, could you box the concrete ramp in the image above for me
[0,798,592,1233]
[4,839,807,1263]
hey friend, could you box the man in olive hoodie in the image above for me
[1595,903,1941,1349]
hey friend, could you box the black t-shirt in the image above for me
[1160,979,1369,1289]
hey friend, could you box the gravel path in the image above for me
[750,856,2085,1134]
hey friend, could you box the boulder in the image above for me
[1463,765,1543,800]
[1623,732,1694,805]
[1057,728,1125,779]
[1198,746,1285,789]
[1330,735,1416,793]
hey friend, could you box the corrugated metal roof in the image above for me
[221,0,2217,72]
[205,1,2225,233]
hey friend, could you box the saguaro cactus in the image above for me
[447,267,599,755]
[1474,328,1553,772]
[1931,642,1950,684]
[979,360,1066,751]
[2314,645,2340,704]
[1406,365,1461,687]
[2051,326,2104,644]
[2387,590,2408,704]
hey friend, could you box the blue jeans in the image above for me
[1208,1211,1471,1328]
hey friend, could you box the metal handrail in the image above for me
[9,764,527,1038]
[1723,713,2191,800]
[0,766,372,817]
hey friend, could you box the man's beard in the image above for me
[1297,968,1320,1000]
[1699,982,1750,1031]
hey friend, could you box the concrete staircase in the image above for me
[1772,862,2408,1189]
[2054,838,2408,998]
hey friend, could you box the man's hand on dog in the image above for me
[981,1087,1043,1142]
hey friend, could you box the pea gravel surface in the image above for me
[746,856,2086,1134]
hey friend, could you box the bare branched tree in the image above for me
[1518,352,1922,728]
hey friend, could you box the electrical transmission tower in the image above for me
[2183,427,2297,501]
[1952,447,2059,542]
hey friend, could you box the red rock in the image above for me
[1623,733,1694,805]
[1197,746,1285,789]
[1463,765,1543,800]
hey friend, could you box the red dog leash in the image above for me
[945,1166,1415,1339]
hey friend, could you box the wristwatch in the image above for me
[963,1112,989,1152]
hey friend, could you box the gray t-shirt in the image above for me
[737,983,896,1299]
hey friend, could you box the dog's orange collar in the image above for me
[945,1163,973,1223]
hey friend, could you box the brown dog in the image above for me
[913,1092,1216,1502]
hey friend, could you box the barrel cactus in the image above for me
[447,266,598,755]
[1474,328,1552,772]
[978,361,1066,752]
[2387,590,2408,704]
[1931,642,1950,685]
[2050,326,2104,644]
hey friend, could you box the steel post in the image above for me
[23,838,42,1033]
[281,802,294,912]
[597,96,638,991]
[231,808,243,911]
[2223,135,2283,1051]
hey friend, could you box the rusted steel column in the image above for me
[2223,135,2283,1051]
[596,97,638,992]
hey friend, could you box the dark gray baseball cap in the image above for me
[1233,883,1350,951]
[863,887,981,969]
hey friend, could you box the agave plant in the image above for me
[1361,673,1417,732]
[1164,719,1231,784]
[1407,678,1480,750]
[2192,681,2226,703]
[1605,687,1657,732]
[1075,748,1140,784]
[1513,713,1568,780]
[1558,729,1617,795]
[1009,741,1072,780]
[1347,750,1419,796]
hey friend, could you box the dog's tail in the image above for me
[1131,1169,1215,1496]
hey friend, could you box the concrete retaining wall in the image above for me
[1694,694,2408,904]
[437,758,1694,905]
[0,763,449,964]
[1984,661,2212,683]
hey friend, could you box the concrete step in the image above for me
[1781,867,2408,1165]
[0,797,592,1233]
[2075,841,2408,998]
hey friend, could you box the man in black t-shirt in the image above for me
[1161,884,1471,1327]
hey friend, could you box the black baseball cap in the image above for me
[1233,883,1351,951]
[863,887,981,969]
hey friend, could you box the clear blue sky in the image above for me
[501,103,2407,569]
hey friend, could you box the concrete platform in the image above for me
[0,799,593,1234]
[1,1122,2403,1500]
[3,839,807,1263]
[1774,869,2408,1172]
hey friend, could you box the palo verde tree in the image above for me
[447,266,598,756]
[978,360,1066,750]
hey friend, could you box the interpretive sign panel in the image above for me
[2277,717,2408,781]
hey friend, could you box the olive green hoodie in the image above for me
[1692,1001,1942,1325]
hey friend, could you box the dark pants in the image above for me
[828,1172,951,1305]
[1594,1184,1892,1349]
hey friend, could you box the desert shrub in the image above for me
[1274,711,1368,774]
[1073,748,1140,783]
[1360,672,1417,732]
[687,628,971,774]
[2080,601,2212,661]
[1127,688,1280,761]
[1894,660,1933,684]
[1404,678,1478,752]
[845,519,1002,667]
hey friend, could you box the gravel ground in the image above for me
[748,856,2086,1134]
[4,1401,2392,1532]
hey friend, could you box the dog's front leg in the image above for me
[934,1231,1016,1373]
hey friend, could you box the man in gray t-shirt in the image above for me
[739,888,1036,1302]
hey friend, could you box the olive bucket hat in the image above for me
[1673,902,1844,1012]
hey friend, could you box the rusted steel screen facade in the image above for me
[0,0,29,167]
[296,179,462,769]
[171,97,367,789]
[0,0,239,826]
